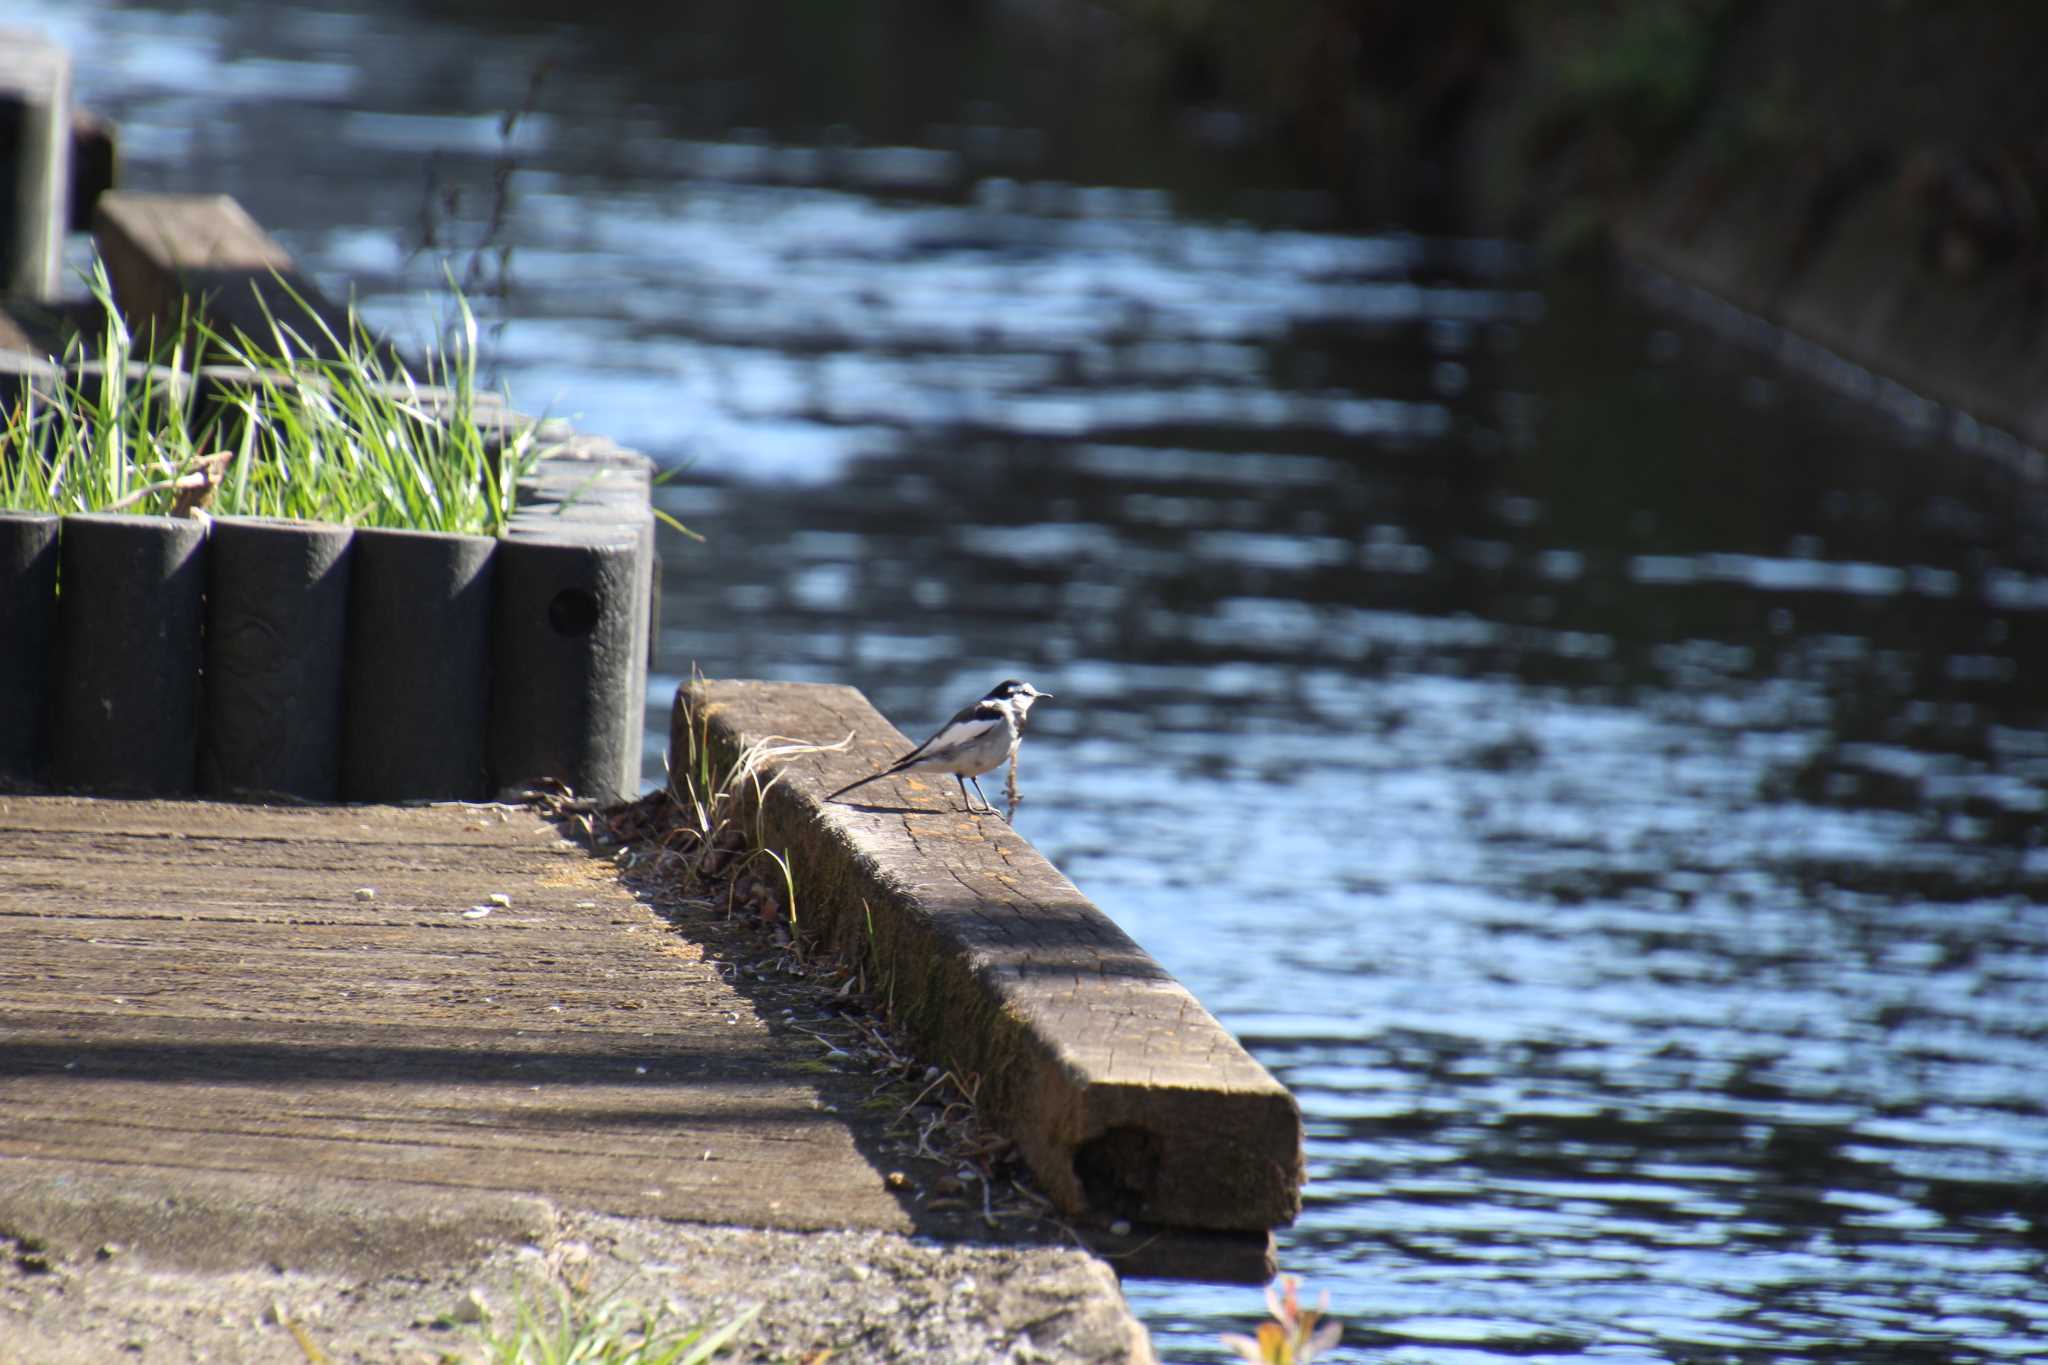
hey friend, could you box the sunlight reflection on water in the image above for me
[47,2,2048,1357]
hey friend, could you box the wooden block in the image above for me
[0,325,59,423]
[672,679,1305,1233]
[90,191,367,361]
[0,305,45,357]
[0,28,74,300]
[68,106,116,231]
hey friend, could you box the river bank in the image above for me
[1097,0,2048,456]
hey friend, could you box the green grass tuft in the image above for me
[665,681,850,939]
[0,258,541,536]
[470,1287,760,1365]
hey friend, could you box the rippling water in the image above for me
[40,2,2048,1359]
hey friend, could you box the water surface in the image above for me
[37,3,2048,1359]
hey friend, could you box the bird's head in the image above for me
[988,678,1051,714]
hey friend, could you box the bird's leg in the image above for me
[966,775,1002,818]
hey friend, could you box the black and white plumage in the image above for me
[826,679,1051,816]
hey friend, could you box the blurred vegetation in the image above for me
[1107,0,1509,226]
[1090,0,2048,437]
[1102,0,1741,227]
[1099,1,2048,253]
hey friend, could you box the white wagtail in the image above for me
[826,679,1051,816]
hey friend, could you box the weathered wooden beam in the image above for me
[672,679,1304,1235]
[90,191,368,361]
[0,29,73,301]
[0,796,928,1260]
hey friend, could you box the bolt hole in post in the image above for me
[547,586,600,637]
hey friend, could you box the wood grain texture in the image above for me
[0,795,918,1273]
[90,192,376,363]
[674,680,1304,1232]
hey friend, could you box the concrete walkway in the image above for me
[0,795,1151,1362]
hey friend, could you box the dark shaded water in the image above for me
[39,2,2048,1359]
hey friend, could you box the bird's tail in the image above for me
[825,770,888,803]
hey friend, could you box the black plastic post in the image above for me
[343,527,495,801]
[526,498,657,780]
[200,517,353,800]
[51,513,208,794]
[0,510,59,784]
[509,436,657,796]
[489,528,641,802]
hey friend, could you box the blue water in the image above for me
[35,2,2048,1359]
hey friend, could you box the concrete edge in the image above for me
[0,1156,559,1280]
[0,1180,1158,1365]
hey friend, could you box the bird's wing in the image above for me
[888,702,1003,769]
